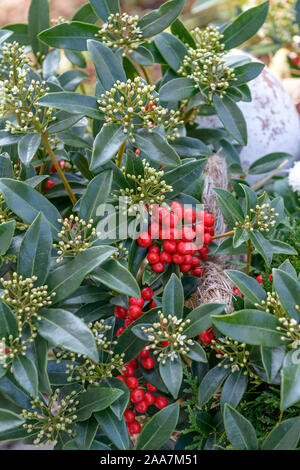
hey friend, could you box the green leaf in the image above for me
[213,188,244,228]
[0,30,13,44]
[273,269,300,321]
[213,94,247,145]
[171,137,211,157]
[269,240,297,256]
[73,4,99,23]
[232,62,264,86]
[221,1,269,50]
[47,111,84,134]
[89,0,120,21]
[221,370,247,410]
[12,355,38,397]
[185,341,207,363]
[198,365,230,406]
[163,158,207,196]
[87,40,126,90]
[223,404,258,450]
[249,231,273,266]
[154,32,187,72]
[225,270,266,304]
[248,152,292,175]
[2,24,29,45]
[277,259,297,279]
[102,377,130,420]
[159,355,183,398]
[211,310,285,347]
[95,408,130,450]
[0,153,13,178]
[0,409,24,433]
[131,46,154,66]
[133,130,181,167]
[182,303,225,338]
[162,273,184,319]
[64,417,98,450]
[0,302,18,340]
[240,183,257,215]
[280,350,300,410]
[0,131,23,146]
[261,346,285,384]
[76,386,124,421]
[17,212,52,285]
[0,220,15,256]
[46,246,116,303]
[38,92,103,120]
[36,308,98,361]
[136,403,180,450]
[92,259,141,298]
[28,0,49,56]
[58,69,88,92]
[159,77,196,101]
[18,134,41,166]
[42,49,61,79]
[0,178,61,237]
[90,124,127,170]
[79,170,113,222]
[38,21,99,51]
[261,418,300,450]
[171,18,197,48]
[138,0,185,38]
[33,335,51,394]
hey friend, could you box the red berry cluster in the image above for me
[256,273,273,285]
[199,327,215,344]
[137,202,215,277]
[115,288,156,337]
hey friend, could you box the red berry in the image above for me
[141,288,154,301]
[199,245,209,259]
[199,328,215,344]
[147,252,159,264]
[203,233,212,245]
[170,201,184,219]
[176,241,188,255]
[116,375,126,383]
[197,210,206,222]
[149,223,160,238]
[155,396,168,409]
[191,257,200,268]
[172,253,184,264]
[127,358,138,369]
[148,245,160,254]
[194,223,204,238]
[122,365,135,377]
[127,421,141,435]
[256,274,263,284]
[124,409,136,423]
[126,377,139,389]
[233,286,244,297]
[130,388,145,403]
[161,341,170,348]
[168,227,180,240]
[144,392,155,405]
[137,232,152,248]
[180,263,192,273]
[149,300,156,309]
[45,179,55,190]
[138,347,149,358]
[160,251,172,264]
[114,306,127,319]
[116,327,126,337]
[128,305,142,320]
[182,226,196,241]
[204,213,215,227]
[146,383,157,392]
[141,357,155,370]
[135,400,148,413]
[129,297,144,308]
[268,273,273,282]
[183,254,193,264]
[163,240,177,254]
[124,318,134,327]
[204,226,215,236]
[135,149,140,155]
[152,262,164,273]
[184,208,196,223]
[192,267,203,277]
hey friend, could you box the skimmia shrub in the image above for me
[0,0,299,451]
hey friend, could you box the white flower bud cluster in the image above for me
[178,26,236,101]
[111,242,129,260]
[211,337,255,376]
[114,159,173,215]
[94,13,144,55]
[235,203,279,233]
[141,310,194,364]
[288,161,300,195]
[0,334,28,368]
[1,273,55,326]
[56,320,125,387]
[54,215,100,263]
[277,314,300,348]
[51,16,70,26]
[21,389,79,446]
[254,291,281,314]
[0,41,56,133]
[97,77,183,141]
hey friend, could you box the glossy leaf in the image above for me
[182,303,226,338]
[198,365,230,406]
[159,354,183,398]
[280,350,300,410]
[213,94,247,145]
[223,404,258,450]
[163,273,184,319]
[38,92,103,120]
[138,0,185,38]
[18,134,41,166]
[76,386,124,421]
[87,40,126,90]
[221,370,247,410]
[28,0,49,56]
[133,130,181,167]
[248,152,292,175]
[89,0,120,21]
[12,355,38,397]
[273,269,300,321]
[79,170,113,222]
[90,124,127,170]
[225,270,266,304]
[0,409,24,433]
[160,77,196,101]
[39,22,99,51]
[261,418,300,450]
[92,259,141,298]
[0,220,15,256]
[95,408,130,450]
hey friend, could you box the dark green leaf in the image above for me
[213,188,244,228]
[38,92,103,120]
[261,346,285,384]
[198,365,230,406]
[136,403,179,450]
[133,130,181,166]
[280,350,300,410]
[232,62,264,86]
[28,0,49,56]
[89,0,120,21]
[0,302,18,340]
[92,259,141,298]
[248,152,292,175]
[0,220,15,256]
[95,408,129,450]
[160,77,196,101]
[159,355,183,398]
[154,32,187,72]
[87,40,126,90]
[76,386,124,421]
[162,273,184,319]
[261,418,300,450]
[225,270,266,304]
[249,230,273,266]
[213,94,247,145]
[183,303,225,338]
[12,355,38,397]
[38,22,99,51]
[221,370,247,410]
[90,124,127,170]
[138,0,185,38]
[0,409,24,433]
[64,417,98,450]
[18,134,41,166]
[273,269,300,320]
[79,170,113,221]
[223,404,258,450]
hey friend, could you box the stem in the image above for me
[38,163,45,193]
[246,242,253,275]
[140,65,151,85]
[212,230,234,240]
[116,141,126,168]
[41,134,77,206]
[183,108,196,125]
[251,159,289,191]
